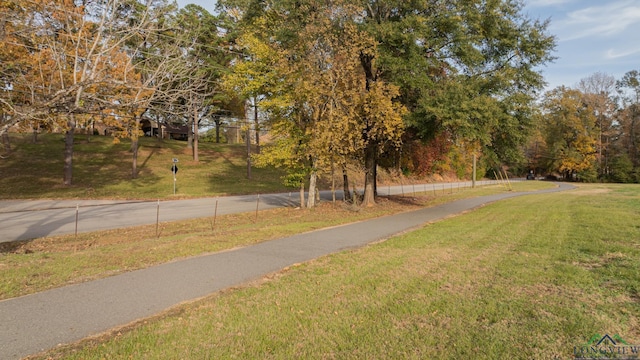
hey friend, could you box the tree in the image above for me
[174,4,231,162]
[220,0,553,203]
[616,70,640,170]
[221,27,281,178]
[221,0,406,207]
[357,0,555,183]
[114,0,217,178]
[0,0,199,183]
[540,87,597,181]
[577,72,616,177]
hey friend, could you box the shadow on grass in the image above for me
[0,239,33,254]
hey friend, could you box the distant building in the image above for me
[141,119,189,140]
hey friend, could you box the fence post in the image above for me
[156,199,160,238]
[211,199,218,232]
[255,194,260,222]
[75,204,79,238]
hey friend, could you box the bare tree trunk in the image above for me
[187,115,194,150]
[132,116,140,179]
[299,182,305,208]
[0,113,9,152]
[193,105,199,162]
[360,53,378,207]
[331,159,336,203]
[342,166,352,202]
[253,97,260,154]
[307,170,317,208]
[214,117,221,143]
[63,116,75,186]
[362,142,376,206]
[246,125,251,180]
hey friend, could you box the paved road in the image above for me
[0,180,500,243]
[0,182,572,359]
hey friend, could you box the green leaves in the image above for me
[540,87,598,179]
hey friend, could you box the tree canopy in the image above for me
[217,0,555,205]
[5,0,600,201]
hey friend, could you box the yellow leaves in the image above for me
[542,87,598,175]
[361,81,406,147]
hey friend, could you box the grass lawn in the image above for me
[27,183,640,359]
[0,181,552,300]
[0,133,289,199]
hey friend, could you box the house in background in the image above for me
[141,119,189,140]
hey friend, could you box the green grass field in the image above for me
[29,183,640,360]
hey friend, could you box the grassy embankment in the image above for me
[0,133,289,199]
[23,183,640,359]
[1,132,541,301]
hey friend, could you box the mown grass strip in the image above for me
[27,183,640,359]
[0,182,552,300]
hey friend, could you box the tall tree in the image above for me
[174,4,231,162]
[577,72,617,177]
[221,28,282,179]
[221,0,406,207]
[358,0,555,183]
[540,87,597,181]
[616,70,640,170]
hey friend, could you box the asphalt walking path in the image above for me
[0,183,574,359]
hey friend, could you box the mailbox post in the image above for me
[171,158,179,195]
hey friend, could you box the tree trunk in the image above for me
[187,97,194,150]
[342,166,352,202]
[299,182,305,208]
[360,52,378,206]
[0,114,9,152]
[373,155,378,197]
[362,142,376,206]
[246,125,251,180]
[187,118,194,149]
[132,116,140,179]
[63,116,75,186]
[193,106,199,162]
[2,132,11,154]
[253,97,260,154]
[307,170,317,208]
[215,118,221,143]
[331,159,336,203]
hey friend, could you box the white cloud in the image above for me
[526,0,575,7]
[553,1,640,41]
[606,47,640,59]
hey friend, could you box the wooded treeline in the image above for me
[532,71,640,183]
[1,0,635,207]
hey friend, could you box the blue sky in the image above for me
[177,0,640,91]
[524,0,640,90]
